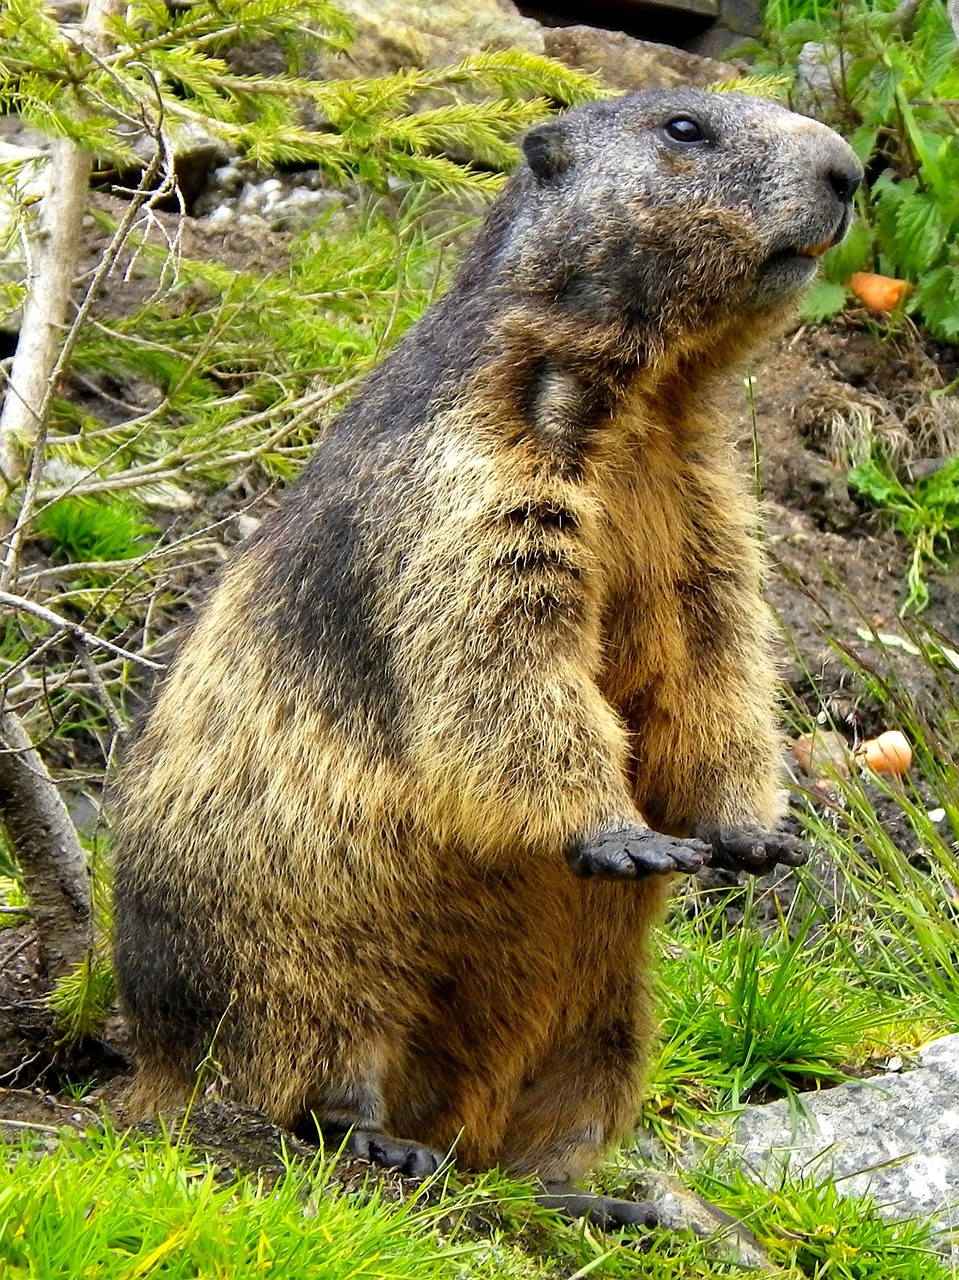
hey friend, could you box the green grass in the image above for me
[0,1127,486,1280]
[0,1125,780,1280]
[2,1121,952,1280]
[646,898,894,1132]
[34,497,159,567]
[695,1165,949,1279]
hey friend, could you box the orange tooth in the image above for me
[799,239,834,258]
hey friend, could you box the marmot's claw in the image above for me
[341,1128,445,1177]
[567,826,709,879]
[698,824,805,875]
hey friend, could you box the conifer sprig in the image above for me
[1,0,602,193]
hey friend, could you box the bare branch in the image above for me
[0,591,164,671]
[0,138,93,491]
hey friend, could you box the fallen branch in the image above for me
[0,137,93,492]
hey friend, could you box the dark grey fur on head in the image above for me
[461,90,862,328]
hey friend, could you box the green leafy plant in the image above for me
[48,950,116,1041]
[755,0,959,340]
[848,455,959,611]
[0,873,27,924]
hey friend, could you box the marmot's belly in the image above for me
[382,870,664,1159]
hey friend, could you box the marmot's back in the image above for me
[113,91,857,1207]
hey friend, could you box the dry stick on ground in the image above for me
[0,0,126,500]
[0,135,93,493]
[0,591,163,671]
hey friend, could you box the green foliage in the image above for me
[54,196,464,496]
[799,726,959,1025]
[848,456,959,611]
[48,951,116,1042]
[696,1166,948,1279]
[781,625,959,1033]
[799,277,849,324]
[765,0,830,21]
[0,874,27,925]
[756,0,959,341]
[0,0,600,200]
[35,497,158,565]
[645,896,889,1137]
[0,1127,484,1280]
[0,1126,781,1280]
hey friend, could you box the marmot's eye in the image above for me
[664,116,706,144]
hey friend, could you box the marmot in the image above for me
[113,91,861,1225]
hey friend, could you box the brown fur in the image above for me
[112,91,860,1185]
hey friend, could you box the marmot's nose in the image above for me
[827,165,861,204]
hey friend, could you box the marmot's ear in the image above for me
[522,121,571,182]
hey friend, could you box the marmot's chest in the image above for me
[591,431,728,703]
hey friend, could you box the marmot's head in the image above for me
[471,90,861,365]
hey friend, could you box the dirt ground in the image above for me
[737,314,959,728]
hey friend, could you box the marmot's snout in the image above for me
[754,115,862,305]
[800,125,862,252]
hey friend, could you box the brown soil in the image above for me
[742,314,959,727]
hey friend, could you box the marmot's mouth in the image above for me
[753,207,852,306]
[796,239,834,258]
[790,207,853,260]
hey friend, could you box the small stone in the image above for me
[792,729,850,778]
[622,1170,779,1272]
[236,515,262,541]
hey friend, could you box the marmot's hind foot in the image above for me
[329,1126,445,1177]
[538,1184,660,1230]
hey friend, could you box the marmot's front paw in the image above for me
[697,824,805,875]
[567,825,709,879]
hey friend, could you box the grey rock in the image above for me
[634,1170,782,1271]
[541,26,734,93]
[687,0,764,58]
[194,164,345,231]
[318,0,543,78]
[795,42,843,120]
[131,121,232,208]
[733,1034,959,1234]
